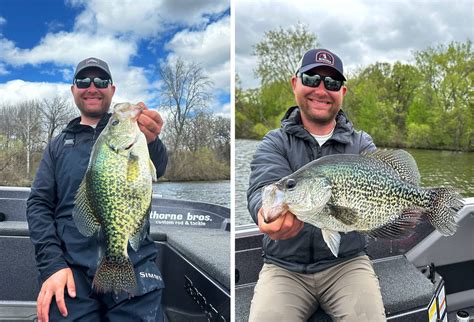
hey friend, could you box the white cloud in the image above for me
[68,0,228,39]
[0,16,6,26]
[1,32,135,71]
[165,16,230,92]
[0,63,8,76]
[235,0,473,89]
[0,80,72,106]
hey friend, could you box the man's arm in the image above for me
[148,138,168,179]
[26,142,76,322]
[26,142,68,282]
[359,131,376,153]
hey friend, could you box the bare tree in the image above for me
[0,104,16,150]
[40,96,77,143]
[183,111,213,152]
[11,100,43,177]
[159,58,213,152]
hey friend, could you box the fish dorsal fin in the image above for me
[364,149,420,186]
[73,179,100,237]
[366,208,423,239]
[327,204,358,225]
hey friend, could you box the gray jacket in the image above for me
[247,106,376,273]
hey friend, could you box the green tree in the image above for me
[237,24,319,139]
[254,23,319,91]
[413,40,473,150]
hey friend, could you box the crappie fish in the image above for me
[73,102,157,294]
[262,149,463,257]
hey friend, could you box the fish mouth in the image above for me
[261,185,287,223]
[262,204,288,224]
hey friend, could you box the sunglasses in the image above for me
[298,72,343,91]
[74,77,111,89]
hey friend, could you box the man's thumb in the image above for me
[66,270,76,298]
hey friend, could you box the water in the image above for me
[153,180,230,208]
[235,139,474,226]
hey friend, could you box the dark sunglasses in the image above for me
[297,72,343,91]
[74,77,112,89]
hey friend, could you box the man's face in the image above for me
[70,68,115,119]
[291,66,346,126]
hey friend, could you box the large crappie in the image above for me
[73,102,157,294]
[262,149,463,257]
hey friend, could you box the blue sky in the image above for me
[0,0,230,116]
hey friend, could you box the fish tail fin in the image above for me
[426,188,464,236]
[93,255,137,294]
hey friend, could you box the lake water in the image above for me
[154,180,230,208]
[235,139,474,226]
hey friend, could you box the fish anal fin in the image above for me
[322,229,341,257]
[367,208,423,239]
[328,204,358,225]
[363,149,420,186]
[73,179,100,237]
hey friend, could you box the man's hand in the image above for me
[37,268,76,322]
[137,102,164,143]
[257,208,304,240]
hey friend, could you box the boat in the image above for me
[0,186,230,322]
[235,197,474,321]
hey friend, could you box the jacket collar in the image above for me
[281,106,354,145]
[62,113,111,134]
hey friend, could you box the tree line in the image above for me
[0,58,230,186]
[236,25,473,152]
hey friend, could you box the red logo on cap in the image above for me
[315,51,334,65]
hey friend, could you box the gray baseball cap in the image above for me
[295,49,346,81]
[73,57,113,83]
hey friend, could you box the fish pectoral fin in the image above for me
[72,179,100,237]
[127,154,140,181]
[149,159,157,182]
[328,204,358,225]
[366,208,423,239]
[321,229,341,257]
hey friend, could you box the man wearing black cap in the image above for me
[247,49,386,321]
[27,57,168,322]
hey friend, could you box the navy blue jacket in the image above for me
[247,106,376,273]
[27,113,168,285]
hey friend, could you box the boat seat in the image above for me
[153,225,230,290]
[235,256,435,321]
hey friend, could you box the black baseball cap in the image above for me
[295,49,346,81]
[73,57,113,83]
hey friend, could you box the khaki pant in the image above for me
[248,255,386,322]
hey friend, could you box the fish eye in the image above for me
[286,179,297,190]
[111,120,119,126]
